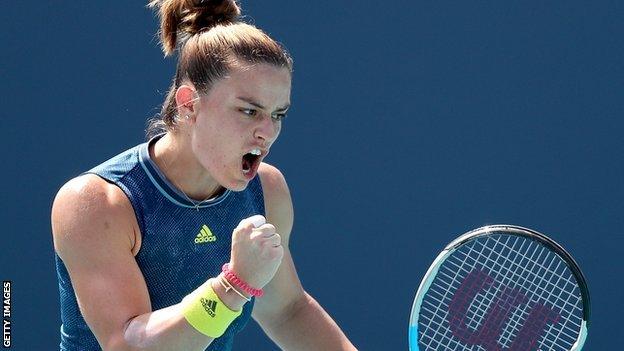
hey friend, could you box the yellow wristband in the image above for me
[181,280,242,338]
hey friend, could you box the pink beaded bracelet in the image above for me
[222,263,264,297]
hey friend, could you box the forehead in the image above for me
[209,64,291,106]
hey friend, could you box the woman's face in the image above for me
[190,63,292,191]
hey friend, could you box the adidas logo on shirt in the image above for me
[194,225,217,244]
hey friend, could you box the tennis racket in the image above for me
[408,225,590,351]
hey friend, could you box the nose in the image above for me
[253,114,280,146]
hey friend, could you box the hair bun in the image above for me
[190,0,241,31]
[149,0,242,56]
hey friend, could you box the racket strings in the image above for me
[473,236,581,347]
[418,234,583,351]
[461,237,578,346]
[466,237,579,348]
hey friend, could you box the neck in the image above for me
[150,132,224,200]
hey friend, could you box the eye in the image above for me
[240,108,258,117]
[271,112,287,122]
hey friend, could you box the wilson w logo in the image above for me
[448,269,560,351]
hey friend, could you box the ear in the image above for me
[175,84,198,119]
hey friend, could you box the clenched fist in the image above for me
[228,215,284,289]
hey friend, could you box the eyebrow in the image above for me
[237,96,290,111]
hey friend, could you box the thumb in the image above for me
[238,214,266,230]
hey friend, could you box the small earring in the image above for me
[185,115,190,120]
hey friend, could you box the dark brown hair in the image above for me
[147,0,293,137]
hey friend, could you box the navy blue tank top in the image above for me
[56,135,263,350]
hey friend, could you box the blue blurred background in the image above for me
[1,1,622,349]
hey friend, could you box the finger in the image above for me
[258,233,281,247]
[250,227,277,240]
[269,233,282,247]
[254,224,277,237]
[249,215,266,228]
[237,214,266,230]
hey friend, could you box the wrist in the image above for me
[222,263,264,297]
[181,279,242,338]
[211,276,250,311]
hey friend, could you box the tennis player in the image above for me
[51,1,357,350]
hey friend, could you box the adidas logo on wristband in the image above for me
[200,298,217,317]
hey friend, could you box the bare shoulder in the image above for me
[51,175,151,347]
[258,162,294,240]
[258,162,290,199]
[51,174,138,257]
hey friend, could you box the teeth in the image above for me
[249,149,261,156]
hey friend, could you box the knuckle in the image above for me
[257,228,274,238]
[235,224,254,235]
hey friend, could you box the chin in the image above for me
[224,177,250,192]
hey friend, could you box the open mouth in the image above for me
[242,150,261,175]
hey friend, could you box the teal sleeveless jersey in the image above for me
[55,136,263,350]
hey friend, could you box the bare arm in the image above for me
[253,164,357,351]
[52,175,249,350]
